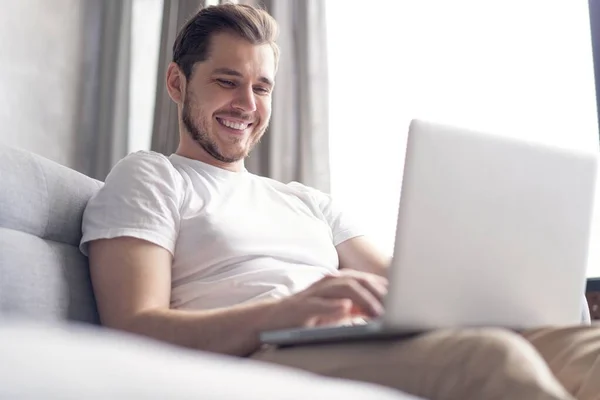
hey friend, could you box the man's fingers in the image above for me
[355,276,388,302]
[304,298,352,324]
[337,271,388,309]
[319,279,384,318]
[302,273,387,321]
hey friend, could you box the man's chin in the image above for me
[211,148,249,164]
[226,151,249,163]
[216,141,251,161]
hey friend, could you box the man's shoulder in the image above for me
[116,150,173,168]
[102,151,185,195]
[108,151,178,179]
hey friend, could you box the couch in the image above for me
[0,144,419,399]
[0,144,592,398]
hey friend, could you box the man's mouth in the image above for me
[216,117,253,131]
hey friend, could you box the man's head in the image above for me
[166,3,279,170]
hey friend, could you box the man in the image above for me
[80,4,600,400]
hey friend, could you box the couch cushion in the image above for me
[0,145,102,323]
[0,319,420,400]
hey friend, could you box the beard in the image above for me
[181,91,267,164]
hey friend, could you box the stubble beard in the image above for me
[181,94,267,164]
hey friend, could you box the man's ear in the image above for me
[166,62,186,105]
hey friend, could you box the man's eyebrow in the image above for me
[212,67,274,87]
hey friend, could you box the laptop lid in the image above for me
[383,119,598,330]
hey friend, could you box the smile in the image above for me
[216,117,253,131]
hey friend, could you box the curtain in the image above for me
[150,0,331,192]
[75,0,133,181]
[151,0,205,157]
[243,0,331,192]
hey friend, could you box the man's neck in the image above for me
[174,145,245,173]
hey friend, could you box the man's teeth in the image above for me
[219,119,249,130]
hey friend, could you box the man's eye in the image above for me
[217,79,235,87]
[254,87,270,94]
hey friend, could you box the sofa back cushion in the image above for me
[0,145,102,324]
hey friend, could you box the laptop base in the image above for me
[260,321,423,348]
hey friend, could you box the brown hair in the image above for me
[172,3,280,80]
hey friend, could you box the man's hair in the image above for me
[172,3,280,80]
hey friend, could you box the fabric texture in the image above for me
[253,326,600,400]
[0,230,98,323]
[523,326,600,400]
[80,151,363,311]
[80,151,184,257]
[0,145,102,323]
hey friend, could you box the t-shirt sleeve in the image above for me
[79,151,183,257]
[288,182,364,246]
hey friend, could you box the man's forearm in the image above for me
[336,237,391,277]
[124,299,284,356]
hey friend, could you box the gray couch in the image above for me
[0,144,101,323]
[0,144,591,399]
[0,144,419,399]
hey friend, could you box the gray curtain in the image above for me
[150,0,331,192]
[244,0,330,192]
[151,0,205,157]
[75,0,133,181]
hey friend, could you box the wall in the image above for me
[0,0,83,170]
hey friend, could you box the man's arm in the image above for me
[336,236,391,277]
[88,237,289,356]
[88,237,386,356]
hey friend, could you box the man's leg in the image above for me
[522,326,600,400]
[251,328,572,400]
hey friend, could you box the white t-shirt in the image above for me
[80,151,363,311]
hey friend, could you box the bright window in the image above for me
[326,1,600,277]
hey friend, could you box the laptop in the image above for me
[260,119,599,347]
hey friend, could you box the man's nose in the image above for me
[231,85,257,113]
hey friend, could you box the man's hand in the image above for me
[268,270,388,329]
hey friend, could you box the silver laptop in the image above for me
[260,119,598,347]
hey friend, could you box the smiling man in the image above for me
[175,34,275,167]
[80,4,600,400]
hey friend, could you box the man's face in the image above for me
[181,32,275,164]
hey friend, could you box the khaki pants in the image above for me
[251,326,600,400]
